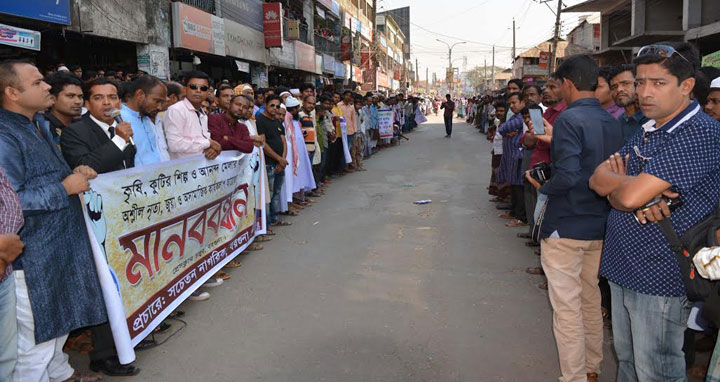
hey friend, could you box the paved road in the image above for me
[90,115,617,381]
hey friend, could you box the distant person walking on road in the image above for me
[441,94,455,137]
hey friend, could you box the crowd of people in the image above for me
[461,41,720,382]
[0,58,431,381]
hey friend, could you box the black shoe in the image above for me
[525,241,540,247]
[90,358,140,376]
[495,203,511,210]
[517,232,532,239]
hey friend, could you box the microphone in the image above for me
[109,109,135,146]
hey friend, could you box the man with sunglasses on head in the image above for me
[163,71,222,161]
[590,42,720,382]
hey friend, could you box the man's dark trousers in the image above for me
[444,115,453,136]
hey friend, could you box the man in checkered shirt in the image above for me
[590,41,720,381]
[0,166,24,381]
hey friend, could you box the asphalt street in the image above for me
[87,114,617,381]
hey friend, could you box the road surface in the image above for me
[84,114,617,381]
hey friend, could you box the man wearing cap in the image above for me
[706,77,720,121]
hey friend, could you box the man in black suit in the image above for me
[61,77,135,173]
[59,77,140,377]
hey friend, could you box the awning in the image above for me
[563,0,627,13]
[612,31,685,47]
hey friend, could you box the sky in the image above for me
[375,0,594,81]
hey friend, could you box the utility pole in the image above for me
[415,58,419,84]
[437,39,466,95]
[491,45,495,91]
[484,59,487,90]
[512,18,516,64]
[548,0,563,75]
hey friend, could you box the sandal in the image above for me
[248,243,263,251]
[214,271,231,280]
[254,235,272,242]
[265,229,276,236]
[505,220,528,227]
[224,260,242,268]
[63,371,103,382]
[498,212,514,219]
[274,220,292,226]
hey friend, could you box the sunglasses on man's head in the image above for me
[636,44,691,64]
[188,84,209,91]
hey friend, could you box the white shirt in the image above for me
[88,114,128,151]
[493,118,503,155]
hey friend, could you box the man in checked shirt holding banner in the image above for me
[0,166,24,381]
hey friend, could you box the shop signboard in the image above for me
[315,54,323,75]
[286,19,300,40]
[334,62,346,79]
[702,50,720,68]
[0,23,41,51]
[317,0,332,10]
[211,16,225,56]
[172,2,225,56]
[330,0,341,17]
[224,19,267,64]
[322,54,335,73]
[220,0,263,32]
[262,2,283,48]
[268,40,295,69]
[0,0,70,25]
[353,66,362,82]
[377,70,390,88]
[538,52,549,69]
[295,41,316,73]
[340,29,352,62]
[137,44,170,80]
[235,60,250,73]
[316,7,326,19]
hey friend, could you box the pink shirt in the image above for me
[163,98,211,159]
[338,101,357,135]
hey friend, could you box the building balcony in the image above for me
[174,0,215,14]
[283,17,310,44]
[314,33,339,54]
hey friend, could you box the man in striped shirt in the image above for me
[0,166,24,381]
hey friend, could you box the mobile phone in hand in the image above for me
[530,108,545,135]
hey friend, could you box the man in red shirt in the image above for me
[209,95,264,153]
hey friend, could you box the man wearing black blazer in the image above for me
[61,77,136,173]
[58,77,140,377]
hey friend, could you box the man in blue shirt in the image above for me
[610,64,648,142]
[539,55,625,382]
[121,75,166,166]
[590,41,720,381]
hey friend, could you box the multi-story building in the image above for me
[564,0,720,65]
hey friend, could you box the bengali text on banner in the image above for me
[82,150,266,363]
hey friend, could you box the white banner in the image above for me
[82,150,265,363]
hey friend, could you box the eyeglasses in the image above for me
[267,104,281,109]
[188,84,209,91]
[636,44,690,64]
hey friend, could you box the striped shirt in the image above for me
[0,167,23,282]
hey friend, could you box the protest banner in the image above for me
[82,150,265,363]
[378,108,394,139]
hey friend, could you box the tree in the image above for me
[465,65,506,90]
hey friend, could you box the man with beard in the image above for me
[120,75,167,166]
[611,64,648,142]
[596,66,624,118]
[209,94,263,154]
[44,72,84,144]
[61,77,137,172]
[214,84,234,115]
[707,77,720,121]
